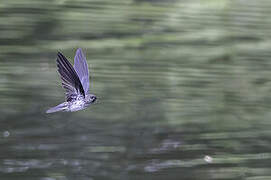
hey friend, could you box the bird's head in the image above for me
[86,94,97,104]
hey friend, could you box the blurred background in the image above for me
[1,0,271,179]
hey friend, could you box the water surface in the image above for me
[1,0,271,179]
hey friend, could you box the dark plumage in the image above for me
[46,48,97,113]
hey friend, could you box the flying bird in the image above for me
[46,48,96,113]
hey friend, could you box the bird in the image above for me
[46,48,97,113]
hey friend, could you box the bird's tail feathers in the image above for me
[46,102,68,113]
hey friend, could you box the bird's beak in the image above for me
[93,96,97,103]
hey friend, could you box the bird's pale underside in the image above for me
[46,48,96,113]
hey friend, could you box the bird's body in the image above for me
[46,48,96,113]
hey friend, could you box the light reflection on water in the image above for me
[1,0,271,179]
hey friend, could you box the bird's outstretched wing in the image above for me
[57,52,85,101]
[74,48,90,95]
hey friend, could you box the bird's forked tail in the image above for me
[46,102,68,113]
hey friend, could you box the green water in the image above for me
[1,0,271,179]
